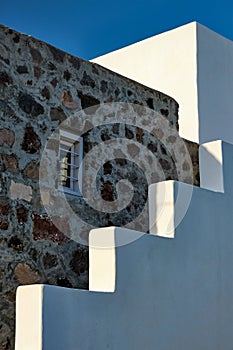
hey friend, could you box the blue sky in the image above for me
[1,0,233,60]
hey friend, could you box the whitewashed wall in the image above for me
[92,22,233,145]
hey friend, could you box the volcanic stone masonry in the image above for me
[0,23,199,349]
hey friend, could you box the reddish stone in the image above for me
[14,263,40,284]
[136,127,144,143]
[50,107,67,122]
[0,220,8,230]
[0,128,15,147]
[2,154,18,172]
[16,205,28,223]
[41,86,50,100]
[0,202,10,216]
[61,91,78,110]
[21,126,41,154]
[4,290,16,302]
[33,215,70,245]
[23,161,39,180]
[52,216,71,238]
[77,92,100,112]
[101,181,115,201]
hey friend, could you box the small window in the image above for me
[59,129,83,195]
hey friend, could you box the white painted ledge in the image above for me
[15,285,43,350]
[199,140,224,192]
[149,140,226,237]
[149,180,193,237]
[89,227,116,292]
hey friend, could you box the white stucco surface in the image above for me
[197,24,233,144]
[199,140,224,192]
[15,285,43,350]
[89,228,116,292]
[92,22,233,144]
[15,141,233,349]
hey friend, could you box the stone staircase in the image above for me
[14,140,233,349]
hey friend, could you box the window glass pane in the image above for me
[60,142,72,188]
[59,132,82,193]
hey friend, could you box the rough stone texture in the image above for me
[21,126,41,154]
[33,215,70,245]
[10,181,32,202]
[18,94,44,117]
[61,91,79,110]
[14,263,40,285]
[23,161,39,180]
[0,23,199,349]
[2,154,18,173]
[0,129,15,147]
[184,139,200,186]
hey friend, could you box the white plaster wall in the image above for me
[91,22,198,142]
[92,22,233,145]
[199,140,224,192]
[197,24,233,144]
[15,285,43,350]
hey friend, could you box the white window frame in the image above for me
[59,129,83,196]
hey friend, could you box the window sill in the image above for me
[58,186,82,197]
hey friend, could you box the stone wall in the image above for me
[0,23,199,349]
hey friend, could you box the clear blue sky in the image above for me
[1,0,233,60]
